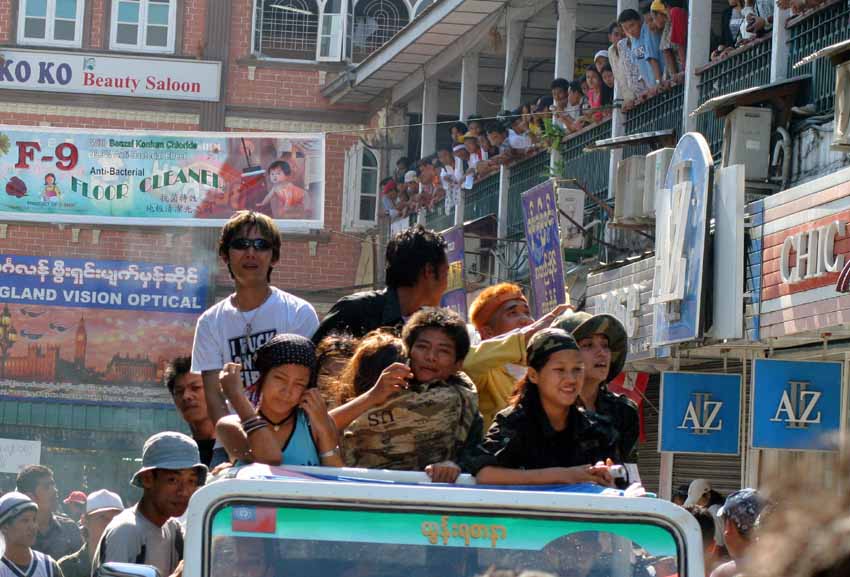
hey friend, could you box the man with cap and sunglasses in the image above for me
[554,311,640,463]
[58,490,123,577]
[0,492,63,577]
[710,489,767,577]
[92,432,208,577]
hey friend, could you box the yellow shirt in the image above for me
[463,331,527,429]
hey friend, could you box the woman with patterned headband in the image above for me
[216,334,343,467]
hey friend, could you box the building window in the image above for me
[253,0,320,61]
[343,143,380,231]
[351,0,409,62]
[18,0,85,47]
[109,0,176,53]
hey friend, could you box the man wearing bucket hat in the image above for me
[58,490,124,577]
[0,492,63,577]
[554,311,639,462]
[92,432,207,577]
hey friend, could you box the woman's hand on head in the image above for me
[301,389,339,443]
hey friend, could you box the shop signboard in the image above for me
[758,166,850,339]
[0,254,208,407]
[659,372,741,455]
[522,180,566,317]
[0,48,221,101]
[651,133,714,347]
[586,257,657,362]
[0,126,325,230]
[0,438,41,473]
[752,359,842,450]
[440,226,467,319]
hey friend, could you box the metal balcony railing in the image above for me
[787,0,850,114]
[696,37,773,159]
[559,119,612,198]
[463,171,501,223]
[623,84,685,158]
[423,203,455,232]
[506,150,552,237]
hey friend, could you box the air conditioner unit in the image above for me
[643,148,674,219]
[557,187,586,249]
[722,106,773,180]
[614,156,645,224]
[464,234,483,284]
[833,60,850,150]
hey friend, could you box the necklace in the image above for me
[259,409,296,432]
[234,287,272,347]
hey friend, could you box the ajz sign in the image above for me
[660,372,741,454]
[652,133,714,347]
[752,359,843,450]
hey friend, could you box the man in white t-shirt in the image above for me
[192,210,319,427]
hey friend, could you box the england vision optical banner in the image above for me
[752,359,843,451]
[0,126,325,229]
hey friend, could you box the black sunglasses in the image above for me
[230,238,273,251]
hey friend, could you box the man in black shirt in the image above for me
[164,356,223,467]
[16,465,82,561]
[313,225,449,342]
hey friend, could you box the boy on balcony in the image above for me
[618,8,664,97]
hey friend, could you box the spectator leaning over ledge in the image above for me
[313,226,449,342]
[619,8,664,94]
[607,21,636,103]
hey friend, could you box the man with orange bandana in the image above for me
[463,283,570,428]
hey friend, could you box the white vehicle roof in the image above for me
[184,465,706,577]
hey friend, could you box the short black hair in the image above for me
[617,8,641,24]
[17,465,53,495]
[164,356,192,396]
[268,160,291,176]
[396,157,410,167]
[608,21,621,34]
[380,176,395,187]
[467,114,483,125]
[602,63,613,73]
[385,225,448,288]
[485,122,506,135]
[450,121,468,134]
[402,307,470,362]
[437,146,453,155]
[568,80,583,93]
[551,77,570,91]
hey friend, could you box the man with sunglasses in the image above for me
[191,210,319,432]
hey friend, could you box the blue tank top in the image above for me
[281,409,320,466]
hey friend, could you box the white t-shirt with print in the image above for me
[191,286,319,389]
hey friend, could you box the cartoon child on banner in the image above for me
[42,173,61,204]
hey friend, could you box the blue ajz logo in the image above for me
[769,381,822,430]
[678,392,723,435]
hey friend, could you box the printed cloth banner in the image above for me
[522,180,566,318]
[659,372,741,455]
[0,126,324,229]
[0,254,208,406]
[440,226,467,319]
[752,359,842,450]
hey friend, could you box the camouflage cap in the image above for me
[552,310,627,383]
[526,328,580,368]
[718,488,767,535]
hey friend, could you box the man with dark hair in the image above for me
[330,307,482,483]
[92,432,207,577]
[394,157,410,183]
[164,356,221,467]
[192,210,319,427]
[16,465,82,560]
[685,505,723,576]
[710,489,766,577]
[313,225,448,343]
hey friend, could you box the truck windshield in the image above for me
[207,502,681,577]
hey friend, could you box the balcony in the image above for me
[506,150,552,237]
[464,170,501,223]
[623,84,685,157]
[787,0,850,114]
[696,37,773,159]
[559,119,612,198]
[423,203,455,232]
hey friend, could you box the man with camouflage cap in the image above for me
[554,311,639,462]
[710,489,767,577]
